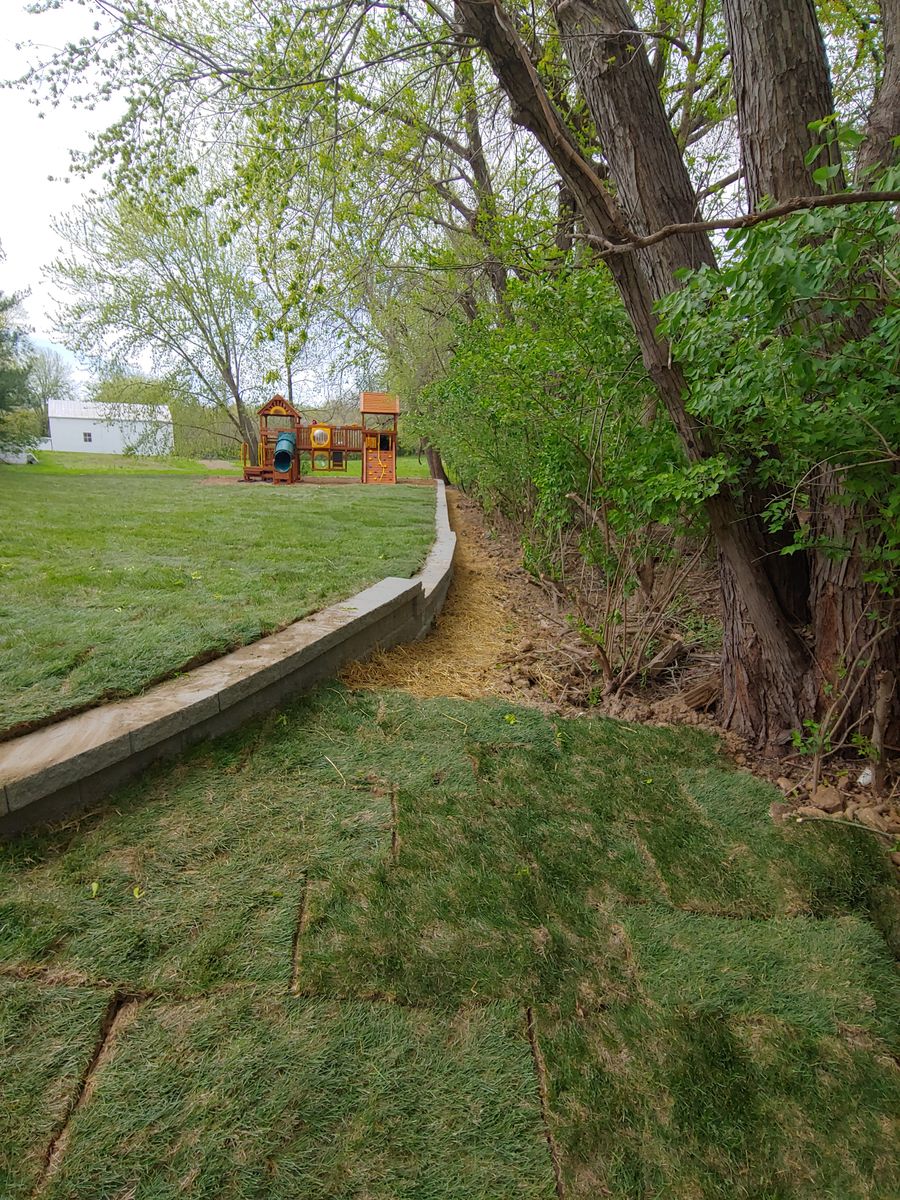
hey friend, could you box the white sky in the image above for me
[0,2,331,403]
[0,1,348,407]
[0,1,115,371]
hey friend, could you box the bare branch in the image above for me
[583,189,900,253]
[695,168,743,202]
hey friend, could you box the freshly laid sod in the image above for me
[1,688,897,1197]
[38,996,550,1200]
[0,980,116,1198]
[540,1003,900,1199]
[0,474,434,734]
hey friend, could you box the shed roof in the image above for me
[359,391,400,415]
[48,398,173,423]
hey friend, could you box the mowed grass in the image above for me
[0,688,898,1198]
[21,450,243,475]
[302,452,433,480]
[0,473,435,734]
[22,450,433,480]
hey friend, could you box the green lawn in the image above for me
[0,473,435,735]
[1,688,897,1198]
[21,449,433,479]
[22,451,243,475]
[302,452,433,480]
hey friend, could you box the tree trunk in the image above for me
[453,17,510,306]
[806,463,900,742]
[553,0,814,741]
[231,389,257,460]
[425,444,449,482]
[719,545,817,743]
[554,181,577,254]
[548,0,813,743]
[453,0,816,744]
[722,0,844,205]
[724,0,900,744]
[551,0,717,301]
[856,0,900,181]
[833,2,900,742]
[462,79,509,303]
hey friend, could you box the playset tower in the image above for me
[360,392,399,485]
[241,392,399,485]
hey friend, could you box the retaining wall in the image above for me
[0,482,456,836]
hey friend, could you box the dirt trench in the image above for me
[343,489,697,713]
[342,491,552,702]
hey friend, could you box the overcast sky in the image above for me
[0,2,342,407]
[0,1,113,365]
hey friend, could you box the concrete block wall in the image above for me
[0,482,455,837]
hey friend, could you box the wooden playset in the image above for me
[241,392,399,485]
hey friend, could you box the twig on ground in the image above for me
[323,755,347,786]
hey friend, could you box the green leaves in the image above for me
[658,188,900,588]
[411,267,695,579]
[812,161,842,188]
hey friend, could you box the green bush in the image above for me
[0,407,43,454]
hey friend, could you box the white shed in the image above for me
[48,398,174,456]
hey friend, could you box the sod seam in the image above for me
[610,895,793,922]
[390,783,400,866]
[6,970,899,1062]
[525,1005,566,1199]
[0,964,116,990]
[33,991,142,1195]
[289,877,312,996]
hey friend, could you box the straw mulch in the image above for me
[341,491,527,700]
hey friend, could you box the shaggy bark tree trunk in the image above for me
[724,0,900,743]
[835,2,900,742]
[455,0,813,745]
[552,0,819,744]
[805,464,900,744]
[856,0,900,182]
[551,0,717,301]
[722,0,845,203]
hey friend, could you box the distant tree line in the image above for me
[0,271,76,452]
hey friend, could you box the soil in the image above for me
[342,491,531,701]
[346,491,720,722]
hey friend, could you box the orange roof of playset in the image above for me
[359,392,400,415]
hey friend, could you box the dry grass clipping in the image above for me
[342,492,521,699]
